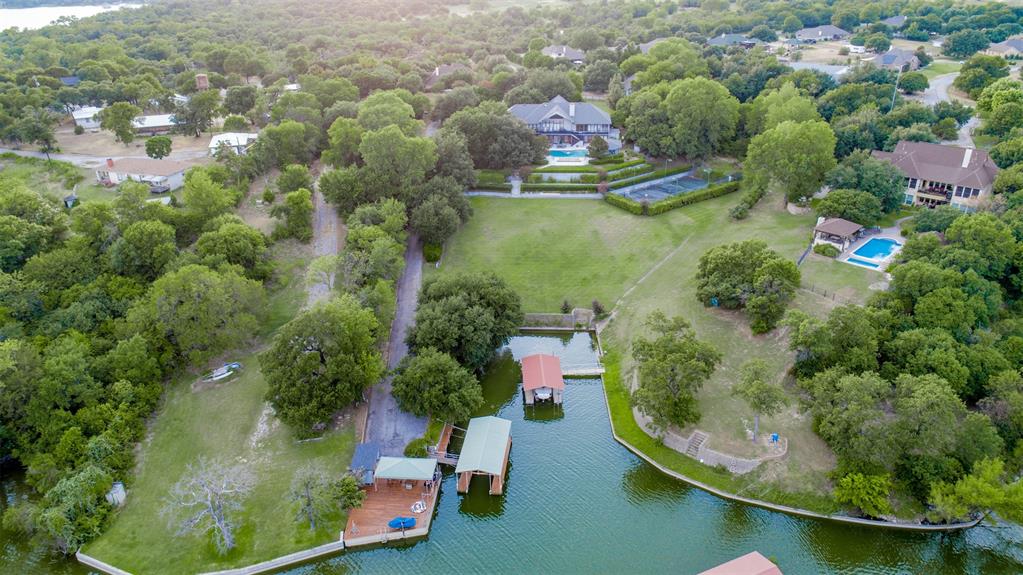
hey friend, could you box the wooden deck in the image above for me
[343,480,438,548]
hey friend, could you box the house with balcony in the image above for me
[872,141,999,212]
[508,95,620,152]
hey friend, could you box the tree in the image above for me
[825,150,905,212]
[945,213,1016,279]
[263,295,382,432]
[899,72,928,94]
[816,189,883,225]
[277,164,312,195]
[583,60,618,92]
[632,312,721,431]
[446,103,547,169]
[432,128,476,188]
[932,117,958,140]
[163,457,254,555]
[928,458,1020,523]
[744,120,837,203]
[943,29,990,59]
[745,82,821,136]
[356,91,420,136]
[183,169,235,226]
[392,348,484,423]
[322,117,363,168]
[432,86,480,122]
[196,222,269,278]
[289,464,364,531]
[15,106,59,159]
[178,90,220,136]
[986,102,1023,137]
[410,196,460,245]
[145,135,172,159]
[99,102,142,144]
[272,188,313,242]
[991,137,1023,169]
[607,73,625,109]
[748,25,777,42]
[914,205,963,233]
[407,272,523,372]
[224,85,258,115]
[259,120,317,168]
[731,359,786,442]
[221,115,248,132]
[127,264,264,365]
[663,77,739,159]
[359,125,437,198]
[833,473,893,518]
[109,220,177,281]
[864,33,891,54]
[587,135,608,159]
[318,167,364,215]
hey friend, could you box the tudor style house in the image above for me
[508,95,620,152]
[872,141,999,213]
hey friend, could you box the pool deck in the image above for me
[838,229,904,272]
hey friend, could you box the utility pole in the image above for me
[890,66,903,112]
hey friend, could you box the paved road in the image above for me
[364,234,428,455]
[0,146,208,167]
[306,176,340,307]
[912,71,977,147]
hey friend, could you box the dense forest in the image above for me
[1,0,1023,556]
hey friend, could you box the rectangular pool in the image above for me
[853,238,902,260]
[548,149,587,158]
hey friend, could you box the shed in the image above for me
[455,416,512,495]
[813,217,863,251]
[521,353,565,405]
[698,551,783,575]
[350,442,381,486]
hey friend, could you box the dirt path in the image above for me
[306,166,343,307]
[363,234,428,455]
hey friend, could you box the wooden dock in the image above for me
[342,480,438,549]
[562,366,605,376]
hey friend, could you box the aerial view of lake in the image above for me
[0,4,140,31]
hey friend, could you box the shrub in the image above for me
[813,243,840,257]
[729,204,749,219]
[561,299,572,313]
[404,437,431,457]
[423,243,442,262]
[74,124,85,135]
[262,189,275,204]
[592,299,606,317]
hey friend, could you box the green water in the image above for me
[5,332,1023,573]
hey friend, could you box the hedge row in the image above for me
[603,158,648,172]
[607,163,655,182]
[473,183,513,191]
[646,181,740,215]
[589,153,626,165]
[608,165,692,190]
[602,180,741,216]
[521,183,599,192]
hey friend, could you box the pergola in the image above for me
[455,416,512,495]
[373,456,437,490]
[813,217,863,251]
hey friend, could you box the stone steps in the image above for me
[686,431,708,457]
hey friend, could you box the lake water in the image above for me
[0,4,140,31]
[4,332,1023,573]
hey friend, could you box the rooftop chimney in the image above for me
[195,73,209,91]
[962,148,973,168]
[569,103,575,116]
[106,158,114,168]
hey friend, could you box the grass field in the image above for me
[0,156,110,204]
[921,60,963,79]
[433,194,884,499]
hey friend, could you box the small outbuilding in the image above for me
[813,217,863,252]
[349,442,381,486]
[455,416,512,495]
[71,105,104,131]
[521,353,565,406]
[373,456,438,490]
[209,132,259,155]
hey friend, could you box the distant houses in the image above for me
[880,15,908,30]
[508,95,620,152]
[794,25,850,42]
[985,37,1023,59]
[707,33,760,49]
[873,141,999,213]
[209,132,259,155]
[96,157,189,192]
[425,63,472,90]
[541,44,586,65]
[871,48,920,71]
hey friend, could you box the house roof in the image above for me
[133,114,178,129]
[872,141,999,190]
[698,551,783,575]
[708,33,757,47]
[638,37,668,54]
[872,48,919,69]
[106,157,189,177]
[374,456,437,481]
[71,105,104,120]
[795,25,850,40]
[988,38,1023,53]
[522,354,565,391]
[881,15,907,29]
[350,442,380,484]
[209,132,258,149]
[455,416,511,476]
[815,217,863,237]
[508,95,611,126]
[786,61,849,79]
[541,44,585,61]
[59,76,80,87]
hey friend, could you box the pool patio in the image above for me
[839,232,904,272]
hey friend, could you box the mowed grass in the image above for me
[85,350,356,574]
[434,194,881,498]
[921,60,963,79]
[0,159,109,204]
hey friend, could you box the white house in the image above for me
[71,106,104,131]
[96,157,188,191]
[209,132,259,155]
[133,114,178,136]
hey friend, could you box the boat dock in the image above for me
[342,480,439,549]
[560,362,605,376]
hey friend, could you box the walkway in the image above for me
[306,171,341,307]
[363,234,428,455]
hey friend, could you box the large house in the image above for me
[541,44,585,65]
[95,157,189,191]
[795,25,850,42]
[871,48,920,71]
[872,141,999,212]
[508,95,620,152]
[985,37,1023,59]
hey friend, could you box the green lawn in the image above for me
[433,194,884,500]
[921,60,963,79]
[584,97,611,113]
[85,348,356,574]
[0,157,109,205]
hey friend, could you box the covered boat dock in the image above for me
[521,353,565,405]
[455,416,512,495]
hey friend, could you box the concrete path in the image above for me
[364,234,428,455]
[912,70,977,147]
[305,175,341,307]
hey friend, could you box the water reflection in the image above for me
[522,401,564,422]
[715,500,765,542]
[621,462,691,506]
[457,474,506,518]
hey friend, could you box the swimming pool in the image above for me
[548,149,588,158]
[847,257,880,269]
[853,238,902,260]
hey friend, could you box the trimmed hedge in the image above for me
[603,192,645,215]
[646,181,740,215]
[607,163,655,182]
[608,165,692,190]
[603,158,648,172]
[589,153,626,165]
[521,183,599,192]
[473,183,513,191]
[813,243,840,257]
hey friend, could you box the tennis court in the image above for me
[617,175,708,202]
